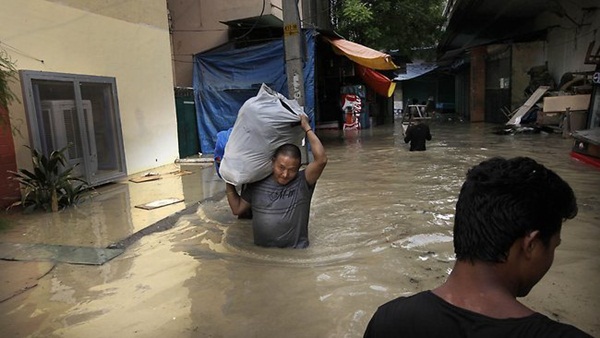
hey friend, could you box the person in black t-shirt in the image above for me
[365,157,591,337]
[404,119,432,151]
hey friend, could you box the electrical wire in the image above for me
[0,41,44,63]
[235,0,266,40]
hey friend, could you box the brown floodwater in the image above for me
[1,120,599,337]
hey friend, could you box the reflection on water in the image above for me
[177,121,600,337]
[0,183,135,248]
[2,162,225,250]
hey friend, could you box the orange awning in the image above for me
[323,36,398,70]
[355,64,396,97]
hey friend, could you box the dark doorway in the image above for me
[175,88,200,158]
[485,47,512,123]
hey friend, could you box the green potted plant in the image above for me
[9,145,90,212]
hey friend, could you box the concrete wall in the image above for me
[487,3,599,113]
[168,0,299,87]
[1,0,178,175]
[536,3,599,82]
[511,41,546,108]
[46,0,168,28]
[302,0,332,30]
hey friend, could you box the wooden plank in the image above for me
[135,198,184,210]
[168,170,193,176]
[543,94,591,113]
[507,86,550,125]
[129,176,162,183]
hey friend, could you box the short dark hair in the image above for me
[454,157,577,263]
[273,143,301,162]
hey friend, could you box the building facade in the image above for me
[438,0,599,123]
[1,0,178,191]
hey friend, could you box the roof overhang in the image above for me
[437,0,556,61]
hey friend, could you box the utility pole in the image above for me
[282,0,309,162]
[282,0,305,108]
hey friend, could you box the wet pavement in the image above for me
[0,162,221,301]
[0,120,599,337]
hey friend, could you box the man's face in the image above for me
[518,231,561,297]
[272,154,300,186]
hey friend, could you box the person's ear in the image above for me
[522,230,541,257]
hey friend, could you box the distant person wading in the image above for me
[404,119,432,151]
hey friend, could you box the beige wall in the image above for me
[1,0,178,175]
[46,0,168,29]
[168,0,288,87]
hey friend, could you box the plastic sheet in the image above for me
[193,30,315,154]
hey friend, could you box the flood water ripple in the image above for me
[174,121,600,337]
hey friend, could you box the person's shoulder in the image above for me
[364,291,440,338]
[526,314,593,338]
[375,291,434,313]
[368,292,593,338]
[296,170,317,189]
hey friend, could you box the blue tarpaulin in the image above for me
[193,30,316,154]
[393,63,438,81]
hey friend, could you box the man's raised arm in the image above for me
[300,114,327,186]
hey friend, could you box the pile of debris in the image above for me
[500,70,593,136]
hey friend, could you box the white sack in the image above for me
[220,84,305,186]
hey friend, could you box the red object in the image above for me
[340,94,361,130]
[570,151,600,169]
[355,64,396,97]
[0,106,20,208]
[340,94,361,113]
[345,112,355,125]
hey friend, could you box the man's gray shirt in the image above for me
[241,171,314,248]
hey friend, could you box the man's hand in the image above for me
[300,113,311,133]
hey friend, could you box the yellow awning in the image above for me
[323,36,398,70]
